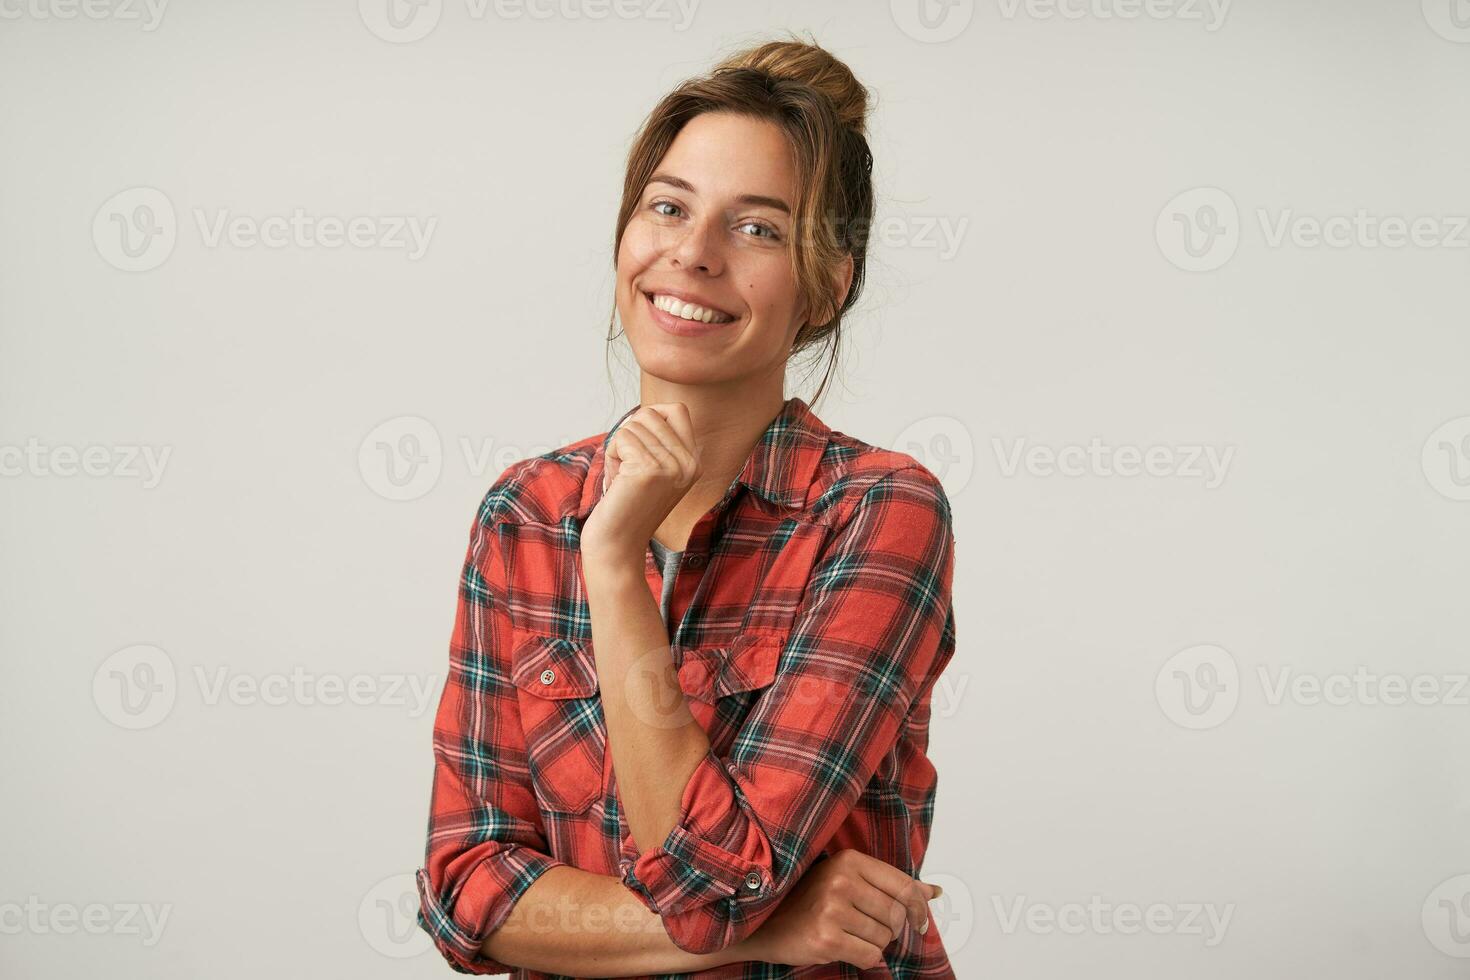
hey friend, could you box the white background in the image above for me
[2,0,1469,977]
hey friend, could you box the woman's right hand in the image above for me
[738,849,942,971]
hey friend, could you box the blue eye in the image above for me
[648,200,782,242]
[735,220,774,240]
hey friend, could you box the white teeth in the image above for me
[651,293,734,324]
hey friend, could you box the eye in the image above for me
[737,220,781,241]
[650,199,683,218]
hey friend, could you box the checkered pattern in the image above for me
[415,396,958,978]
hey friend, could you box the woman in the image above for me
[416,35,958,978]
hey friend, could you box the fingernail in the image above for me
[920,919,929,934]
[930,884,943,899]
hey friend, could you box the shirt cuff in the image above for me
[617,748,775,922]
[416,850,567,974]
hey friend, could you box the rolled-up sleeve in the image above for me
[415,489,568,974]
[618,464,957,955]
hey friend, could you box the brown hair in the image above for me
[607,31,876,408]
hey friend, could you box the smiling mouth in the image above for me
[643,291,738,325]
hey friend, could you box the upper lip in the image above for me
[643,287,739,320]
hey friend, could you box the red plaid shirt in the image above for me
[416,396,958,978]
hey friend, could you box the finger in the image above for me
[607,426,659,474]
[623,414,696,483]
[836,902,894,954]
[629,408,697,477]
[648,403,698,462]
[842,884,905,948]
[848,879,908,943]
[617,421,682,477]
[851,856,930,934]
[830,932,885,971]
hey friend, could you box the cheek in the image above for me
[619,217,672,271]
[736,263,799,319]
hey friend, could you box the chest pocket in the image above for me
[676,631,783,703]
[509,629,605,814]
[672,632,783,755]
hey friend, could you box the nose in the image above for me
[663,210,724,275]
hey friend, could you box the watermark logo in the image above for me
[891,0,975,43]
[356,416,589,502]
[1159,646,1470,729]
[92,645,441,729]
[1159,188,1470,271]
[0,897,172,946]
[1156,187,1239,272]
[1422,416,1470,501]
[1424,874,1470,957]
[1257,209,1469,251]
[1155,644,1239,730]
[361,873,432,957]
[1258,666,1470,708]
[996,0,1230,30]
[992,437,1234,488]
[359,0,443,42]
[359,0,697,40]
[93,188,437,271]
[93,187,177,272]
[1423,0,1470,42]
[93,644,177,730]
[893,416,975,498]
[923,871,976,953]
[0,0,168,29]
[0,439,172,487]
[359,416,444,502]
[992,894,1234,946]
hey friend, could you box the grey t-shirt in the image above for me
[648,536,683,626]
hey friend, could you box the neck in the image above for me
[637,373,786,549]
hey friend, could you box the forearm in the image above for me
[482,863,761,975]
[583,557,712,854]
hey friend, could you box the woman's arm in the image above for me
[582,462,956,957]
[478,864,754,976]
[418,474,746,976]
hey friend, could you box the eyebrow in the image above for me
[646,173,791,216]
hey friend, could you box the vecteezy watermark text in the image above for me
[995,0,1230,30]
[93,187,437,272]
[1157,644,1470,730]
[92,644,441,729]
[357,0,700,43]
[0,897,172,947]
[992,437,1235,489]
[992,894,1235,946]
[0,439,171,488]
[0,0,167,29]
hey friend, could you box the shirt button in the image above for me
[539,668,555,685]
[743,871,763,891]
[686,554,706,568]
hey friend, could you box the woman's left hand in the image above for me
[579,403,703,568]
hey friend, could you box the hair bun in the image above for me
[713,35,870,136]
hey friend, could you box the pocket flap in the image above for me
[509,630,600,698]
[677,632,783,704]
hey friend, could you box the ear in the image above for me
[831,251,854,317]
[794,253,857,342]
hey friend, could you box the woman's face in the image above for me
[615,111,810,386]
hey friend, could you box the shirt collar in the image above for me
[575,395,829,520]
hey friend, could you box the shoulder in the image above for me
[470,428,604,531]
[811,428,953,528]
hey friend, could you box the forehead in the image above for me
[654,112,796,204]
